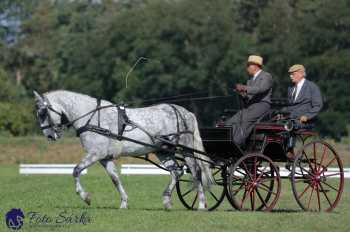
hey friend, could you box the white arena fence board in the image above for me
[19,164,87,175]
[19,164,350,178]
[121,164,170,175]
[120,164,350,178]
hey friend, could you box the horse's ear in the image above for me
[33,90,43,102]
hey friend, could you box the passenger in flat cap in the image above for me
[225,55,273,147]
[284,64,323,159]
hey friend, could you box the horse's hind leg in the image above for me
[73,153,100,205]
[157,154,182,210]
[184,156,206,210]
[99,159,128,209]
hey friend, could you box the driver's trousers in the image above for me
[225,102,270,146]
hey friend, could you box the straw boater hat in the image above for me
[247,55,263,66]
[288,64,305,73]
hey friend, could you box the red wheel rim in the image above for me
[291,141,344,212]
[227,153,281,211]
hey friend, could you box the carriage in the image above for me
[34,91,344,212]
[175,99,345,212]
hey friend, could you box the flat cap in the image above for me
[288,64,305,73]
[247,55,263,66]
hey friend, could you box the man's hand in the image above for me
[235,84,247,93]
[300,115,308,123]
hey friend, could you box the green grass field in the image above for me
[0,164,349,232]
[0,136,349,231]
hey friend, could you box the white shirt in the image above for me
[292,78,306,101]
[252,69,262,81]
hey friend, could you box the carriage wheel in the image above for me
[176,164,226,211]
[226,153,281,211]
[291,141,344,212]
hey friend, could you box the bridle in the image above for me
[36,98,68,137]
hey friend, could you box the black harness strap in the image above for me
[166,104,191,144]
[76,99,102,137]
[117,105,129,137]
[97,99,101,127]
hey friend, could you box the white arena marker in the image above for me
[120,164,350,178]
[121,164,169,175]
[19,164,87,175]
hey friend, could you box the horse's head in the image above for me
[33,91,68,141]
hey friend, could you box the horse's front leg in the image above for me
[73,153,99,205]
[184,156,206,210]
[99,159,128,209]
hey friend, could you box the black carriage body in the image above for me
[200,123,289,162]
[200,127,242,161]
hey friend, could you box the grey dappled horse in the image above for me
[34,90,213,210]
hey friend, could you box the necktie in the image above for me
[291,86,297,102]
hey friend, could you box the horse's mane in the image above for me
[45,90,98,102]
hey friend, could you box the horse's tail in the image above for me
[192,115,214,189]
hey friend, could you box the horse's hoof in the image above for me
[163,202,172,210]
[120,201,128,209]
[84,192,92,206]
[198,202,207,211]
[163,196,172,210]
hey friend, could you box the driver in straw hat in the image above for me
[225,55,273,147]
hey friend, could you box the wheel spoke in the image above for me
[318,144,328,173]
[258,177,275,183]
[182,187,195,198]
[307,186,315,210]
[256,183,277,196]
[313,142,317,172]
[294,177,311,183]
[255,165,269,183]
[215,178,224,185]
[300,166,313,176]
[240,189,249,209]
[208,189,219,202]
[241,161,253,181]
[319,179,339,192]
[323,172,341,178]
[250,189,256,210]
[319,157,337,175]
[230,183,245,196]
[297,183,311,200]
[212,169,221,176]
[231,174,244,181]
[318,182,332,207]
[235,169,249,177]
[255,188,268,208]
[191,194,198,208]
[253,156,257,180]
[316,184,321,211]
[231,181,244,186]
[302,150,316,174]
